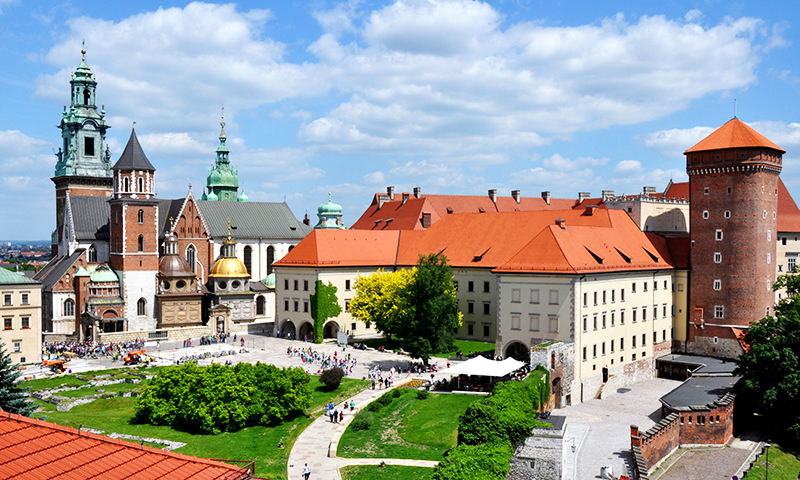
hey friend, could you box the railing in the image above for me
[147,331,168,339]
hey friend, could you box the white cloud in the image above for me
[614,159,643,174]
[643,126,715,158]
[542,154,609,171]
[0,130,52,157]
[363,171,386,184]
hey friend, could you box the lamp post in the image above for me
[765,442,771,480]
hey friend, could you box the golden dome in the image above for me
[209,256,250,278]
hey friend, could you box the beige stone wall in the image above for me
[0,283,42,365]
[98,324,213,344]
[452,268,497,342]
[775,232,800,305]
[607,198,689,233]
[672,270,690,348]
[158,297,202,327]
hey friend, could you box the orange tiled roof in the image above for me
[778,178,800,233]
[731,327,751,354]
[0,410,253,479]
[684,118,785,154]
[664,181,690,200]
[274,229,403,267]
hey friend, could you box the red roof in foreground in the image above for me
[0,410,254,480]
[685,118,785,154]
[731,327,751,354]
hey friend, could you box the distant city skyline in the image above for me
[1,0,800,240]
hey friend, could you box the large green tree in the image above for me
[400,253,463,364]
[735,270,800,445]
[0,342,35,416]
[310,280,342,344]
[349,268,416,340]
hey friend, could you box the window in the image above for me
[602,313,606,329]
[21,293,28,305]
[713,279,721,291]
[511,289,521,303]
[643,282,648,292]
[582,315,587,332]
[653,332,657,344]
[583,292,587,307]
[85,137,95,156]
[21,317,29,329]
[88,245,97,263]
[284,299,289,311]
[632,335,637,348]
[484,281,490,293]
[632,353,637,361]
[663,329,668,342]
[138,209,144,224]
[511,315,521,330]
[654,281,658,291]
[783,237,788,246]
[352,323,357,331]
[467,301,474,314]
[293,300,299,312]
[714,252,722,263]
[664,280,668,290]
[583,347,587,362]
[702,210,709,219]
[64,299,74,316]
[137,298,146,316]
[789,257,797,272]
[593,291,598,305]
[611,290,615,303]
[483,303,490,315]
[137,177,144,193]
[593,344,597,358]
[549,290,559,304]
[468,281,474,292]
[294,280,299,291]
[716,229,723,241]
[530,314,540,331]
[621,288,625,302]
[642,334,646,346]
[284,279,289,290]
[663,304,668,318]
[549,315,558,333]
[3,318,10,330]
[303,280,309,291]
[632,308,637,323]
[631,283,636,293]
[767,253,771,264]
[653,306,658,320]
[138,235,144,252]
[724,210,731,219]
[123,177,130,192]
[714,305,724,319]
[611,311,615,327]
[345,280,351,291]
[593,314,598,330]
[186,245,196,272]
[454,281,458,291]
[611,339,615,353]
[483,325,490,337]
[642,307,647,322]
[763,210,768,219]
[13,342,20,353]
[620,337,625,350]
[305,301,310,313]
[531,289,540,304]
[602,342,606,356]
[256,296,265,315]
[467,324,474,335]
[704,187,709,195]
[620,310,625,325]
[267,246,275,274]
[602,290,607,304]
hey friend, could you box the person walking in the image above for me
[302,463,310,480]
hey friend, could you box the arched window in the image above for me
[138,209,144,224]
[244,246,252,276]
[288,245,295,252]
[83,88,90,105]
[88,244,97,263]
[138,235,144,252]
[137,298,146,316]
[267,246,275,275]
[64,299,75,317]
[123,177,130,192]
[256,296,265,315]
[186,245,196,273]
[138,177,144,193]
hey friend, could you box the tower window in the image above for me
[727,187,732,193]
[84,137,95,156]
[724,211,731,219]
[714,305,724,319]
[123,177,130,192]
[83,87,91,105]
[88,244,97,263]
[137,298,147,316]
[715,230,723,241]
[138,235,144,252]
[138,177,144,193]
[714,252,722,263]
[704,187,709,195]
[267,246,275,275]
[768,230,772,242]
[702,211,709,219]
[713,279,721,291]
[138,209,144,224]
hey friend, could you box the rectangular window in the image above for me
[663,329,667,342]
[582,315,587,332]
[13,342,20,353]
[21,293,28,305]
[632,335,637,348]
[643,282,648,292]
[664,280,668,290]
[84,137,95,156]
[620,337,625,350]
[345,280,351,291]
[548,315,558,333]
[653,306,658,320]
[621,288,625,302]
[3,318,11,330]
[611,290,615,303]
[642,307,647,322]
[602,291,607,304]
[593,314,598,330]
[293,300,299,312]
[593,344,597,358]
[511,315,521,330]
[632,308,637,323]
[611,339,615,353]
[602,313,606,329]
[531,289,540,304]
[654,281,658,291]
[715,305,724,319]
[304,301,309,313]
[483,303,490,315]
[511,289,521,303]
[484,281,490,293]
[631,283,636,293]
[632,353,636,361]
[352,323,357,331]
[783,237,788,246]
[467,324,474,335]
[583,346,587,362]
[593,291,598,305]
[284,279,289,290]
[583,292,587,307]
[293,280,299,291]
[21,317,29,329]
[611,311,615,327]
[467,302,474,314]
[653,332,657,344]
[343,300,350,313]
[642,334,647,346]
[549,290,559,305]
[3,294,10,306]
[483,325,490,337]
[468,281,474,292]
[284,299,289,311]
[530,314,540,331]
[716,229,723,241]
[602,342,606,356]
[303,280,309,291]
[714,252,722,263]
[620,310,625,325]
[789,257,797,272]
[713,279,721,291]
[663,304,668,318]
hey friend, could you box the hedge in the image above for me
[432,441,513,480]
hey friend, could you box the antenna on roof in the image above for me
[734,99,737,119]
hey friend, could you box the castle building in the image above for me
[156,231,203,329]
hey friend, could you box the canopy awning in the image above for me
[440,356,525,377]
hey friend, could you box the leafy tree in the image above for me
[319,367,345,390]
[432,441,513,480]
[400,253,463,364]
[310,280,342,344]
[349,268,416,340]
[0,342,35,416]
[735,270,800,445]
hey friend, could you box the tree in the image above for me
[0,342,35,416]
[310,280,342,344]
[401,253,463,364]
[349,268,416,340]
[735,270,800,445]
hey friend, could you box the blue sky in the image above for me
[2,0,800,240]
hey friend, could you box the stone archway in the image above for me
[552,376,562,409]
[298,322,314,341]
[323,321,340,339]
[281,320,296,339]
[504,341,528,361]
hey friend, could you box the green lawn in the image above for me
[54,381,145,398]
[359,338,494,359]
[340,465,435,480]
[338,390,477,461]
[746,443,800,480]
[30,373,368,480]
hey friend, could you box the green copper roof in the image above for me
[314,193,347,229]
[205,118,241,201]
[89,264,118,283]
[75,266,91,277]
[0,268,37,285]
[262,272,275,287]
[237,191,249,202]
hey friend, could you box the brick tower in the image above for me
[52,47,113,256]
[109,128,159,330]
[685,118,784,357]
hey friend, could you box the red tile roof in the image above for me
[731,327,751,354]
[778,178,800,233]
[663,181,690,200]
[275,230,403,267]
[684,118,785,154]
[0,410,254,479]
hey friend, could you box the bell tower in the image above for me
[52,45,113,255]
[201,112,244,202]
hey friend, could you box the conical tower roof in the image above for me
[113,128,155,171]
[685,118,785,154]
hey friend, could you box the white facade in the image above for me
[121,270,158,331]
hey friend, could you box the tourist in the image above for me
[302,463,310,480]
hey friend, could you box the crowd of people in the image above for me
[287,346,358,375]
[42,339,146,359]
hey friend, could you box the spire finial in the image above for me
[132,120,136,130]
[219,104,227,140]
[227,216,232,239]
[328,192,332,201]
[169,216,174,231]
[81,40,86,58]
[734,98,737,119]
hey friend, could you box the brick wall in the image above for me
[687,324,742,359]
[673,397,735,445]
[631,413,680,473]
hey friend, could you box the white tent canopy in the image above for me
[440,356,525,378]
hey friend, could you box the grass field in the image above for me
[340,465,435,480]
[338,389,477,461]
[746,443,800,480]
[360,338,494,359]
[28,373,369,480]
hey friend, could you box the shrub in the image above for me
[391,388,403,398]
[377,394,393,406]
[416,389,430,400]
[319,367,345,391]
[367,401,383,412]
[351,411,374,431]
[433,441,513,480]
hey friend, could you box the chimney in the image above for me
[303,212,310,226]
[541,191,551,205]
[387,186,395,201]
[421,212,432,229]
[643,186,656,196]
[413,187,422,198]
[511,190,521,204]
[555,219,566,229]
[402,192,410,204]
[602,190,615,201]
[488,189,497,202]
[578,192,591,201]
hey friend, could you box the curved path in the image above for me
[287,378,438,480]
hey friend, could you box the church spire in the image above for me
[205,108,240,201]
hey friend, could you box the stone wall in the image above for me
[631,413,680,472]
[98,325,212,344]
[507,416,566,480]
[531,342,575,407]
[579,355,655,402]
[687,324,742,359]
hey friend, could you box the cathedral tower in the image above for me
[109,128,159,330]
[52,47,113,255]
[201,116,247,202]
[686,118,783,356]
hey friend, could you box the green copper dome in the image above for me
[204,116,241,201]
[206,190,219,201]
[89,265,118,283]
[237,191,249,202]
[314,193,346,229]
[262,272,275,287]
[75,266,91,278]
